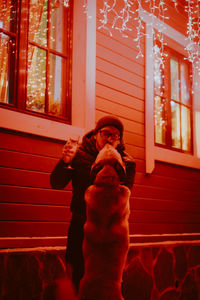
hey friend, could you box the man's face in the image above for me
[95,126,121,151]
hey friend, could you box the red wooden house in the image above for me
[0,0,200,299]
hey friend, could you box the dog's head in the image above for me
[91,144,126,187]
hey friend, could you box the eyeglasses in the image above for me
[99,130,120,141]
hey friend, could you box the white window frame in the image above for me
[0,0,96,141]
[141,9,200,173]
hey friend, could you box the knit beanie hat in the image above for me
[94,116,124,138]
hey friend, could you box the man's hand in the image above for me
[62,138,79,164]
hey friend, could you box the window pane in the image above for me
[0,33,15,104]
[50,1,70,53]
[181,62,190,105]
[0,0,17,33]
[170,58,179,101]
[29,0,48,47]
[154,96,166,145]
[49,54,68,117]
[181,106,191,151]
[171,101,181,148]
[26,45,46,112]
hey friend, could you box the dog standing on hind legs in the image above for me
[57,144,131,300]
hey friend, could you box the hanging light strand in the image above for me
[134,0,145,58]
[98,0,136,37]
[145,0,169,69]
[185,0,200,90]
[98,0,172,60]
[63,0,69,7]
[171,0,178,10]
[112,0,136,37]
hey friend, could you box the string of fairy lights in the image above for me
[97,0,199,136]
[0,0,200,106]
[1,0,199,75]
[98,0,200,81]
[185,0,200,89]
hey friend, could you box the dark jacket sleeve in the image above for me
[50,159,73,189]
[122,153,136,190]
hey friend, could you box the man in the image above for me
[50,115,136,292]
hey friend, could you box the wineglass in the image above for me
[63,136,80,168]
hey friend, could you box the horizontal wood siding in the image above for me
[0,128,71,245]
[96,0,200,237]
[1,1,199,248]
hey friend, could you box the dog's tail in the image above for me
[56,275,77,300]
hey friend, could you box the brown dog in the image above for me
[57,145,130,300]
[78,144,130,300]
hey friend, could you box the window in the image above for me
[141,9,200,173]
[154,45,193,153]
[0,0,73,123]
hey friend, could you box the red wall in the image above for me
[0,128,71,247]
[0,0,200,248]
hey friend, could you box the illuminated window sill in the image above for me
[0,107,84,141]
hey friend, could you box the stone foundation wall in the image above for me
[0,242,200,300]
[123,242,200,300]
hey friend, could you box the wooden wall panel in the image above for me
[96,97,144,123]
[134,172,200,192]
[0,203,71,221]
[130,197,200,213]
[129,210,200,224]
[0,185,71,205]
[153,162,200,182]
[96,34,144,73]
[129,222,200,235]
[0,167,50,188]
[0,128,71,245]
[96,84,144,112]
[0,221,69,237]
[0,149,57,173]
[96,70,144,100]
[133,184,200,202]
[96,57,144,88]
[125,145,145,160]
[123,131,145,148]
[0,129,64,158]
